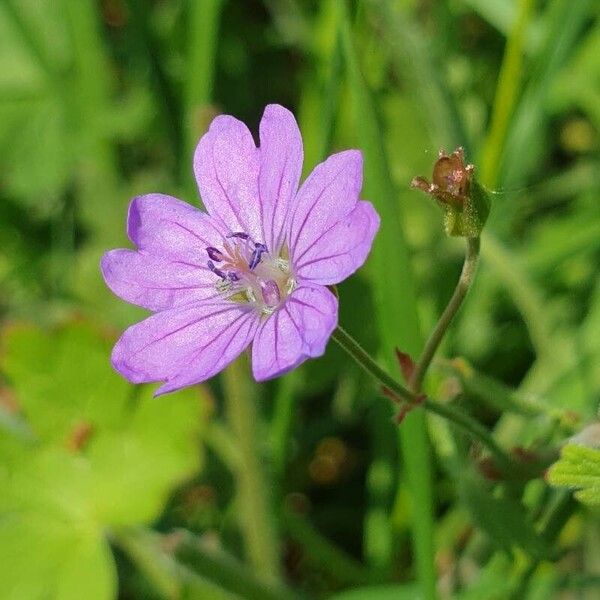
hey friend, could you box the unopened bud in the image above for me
[411,147,490,237]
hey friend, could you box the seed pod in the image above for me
[411,147,490,237]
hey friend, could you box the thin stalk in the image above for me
[173,529,295,600]
[111,526,236,600]
[331,326,416,404]
[332,324,515,474]
[411,237,480,392]
[338,2,435,591]
[283,509,378,586]
[270,371,300,485]
[223,358,280,584]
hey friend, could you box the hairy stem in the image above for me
[331,326,416,403]
[411,237,481,392]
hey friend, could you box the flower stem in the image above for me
[331,326,416,404]
[410,236,480,393]
[223,358,280,584]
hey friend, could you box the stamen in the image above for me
[227,272,240,282]
[207,260,227,280]
[227,232,250,240]
[206,247,223,261]
[249,243,268,270]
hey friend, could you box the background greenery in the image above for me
[0,0,599,598]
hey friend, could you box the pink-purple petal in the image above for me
[251,284,337,381]
[101,249,219,311]
[288,150,363,262]
[194,115,262,239]
[258,104,303,252]
[127,194,225,264]
[111,301,259,395]
[294,200,380,285]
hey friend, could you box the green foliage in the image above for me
[0,0,599,598]
[0,323,204,599]
[548,444,600,507]
[329,582,422,600]
[459,474,550,559]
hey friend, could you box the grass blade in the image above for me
[338,3,436,597]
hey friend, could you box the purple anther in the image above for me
[227,272,240,282]
[206,247,224,261]
[226,232,250,240]
[260,280,281,307]
[248,243,268,270]
[207,260,227,279]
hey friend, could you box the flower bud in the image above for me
[411,147,490,237]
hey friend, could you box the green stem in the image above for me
[331,326,416,404]
[270,371,300,485]
[283,509,378,586]
[411,237,481,392]
[223,358,280,584]
[332,323,515,474]
[111,526,236,600]
[173,529,294,600]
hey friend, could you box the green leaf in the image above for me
[88,386,203,526]
[547,444,600,506]
[0,322,205,598]
[0,512,116,600]
[0,446,93,519]
[460,474,550,559]
[1,322,130,444]
[0,2,74,208]
[338,5,435,597]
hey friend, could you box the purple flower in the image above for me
[101,105,379,394]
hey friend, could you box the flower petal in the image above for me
[288,150,363,263]
[127,194,225,264]
[194,115,262,239]
[111,301,259,395]
[251,284,337,381]
[294,201,380,285]
[258,104,303,252]
[101,249,219,311]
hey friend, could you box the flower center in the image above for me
[206,232,295,315]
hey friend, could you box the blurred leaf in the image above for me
[547,444,600,506]
[329,582,421,600]
[0,2,73,208]
[454,554,513,600]
[460,474,551,559]
[0,321,205,598]
[1,322,130,444]
[0,513,116,600]
[550,21,600,131]
[88,387,202,526]
[339,4,435,589]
